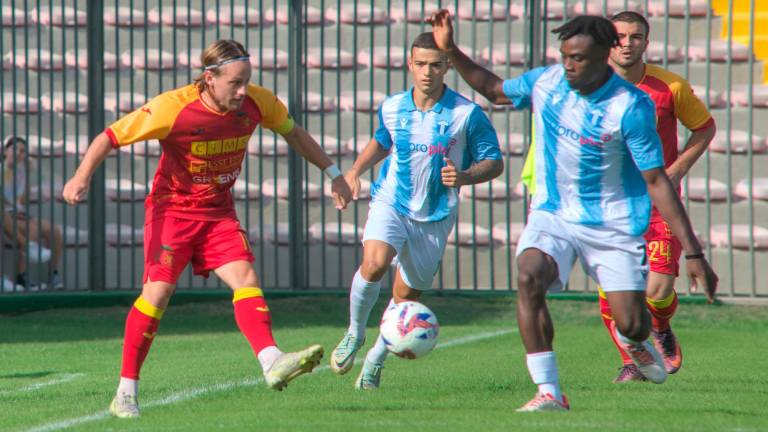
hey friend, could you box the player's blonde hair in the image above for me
[193,39,249,92]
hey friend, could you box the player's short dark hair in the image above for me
[611,11,651,38]
[3,135,25,149]
[552,15,619,51]
[411,32,440,53]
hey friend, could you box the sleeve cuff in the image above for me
[104,127,120,149]
[690,117,715,132]
[271,116,295,135]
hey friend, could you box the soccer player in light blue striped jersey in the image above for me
[330,32,504,389]
[429,12,718,411]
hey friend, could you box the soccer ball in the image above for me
[379,301,440,359]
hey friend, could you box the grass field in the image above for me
[0,294,766,432]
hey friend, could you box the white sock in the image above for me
[257,346,283,372]
[526,351,563,402]
[347,270,382,340]
[117,377,138,396]
[365,333,389,365]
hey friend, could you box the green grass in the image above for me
[0,295,766,431]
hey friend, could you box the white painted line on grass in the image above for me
[24,328,515,432]
[0,373,86,397]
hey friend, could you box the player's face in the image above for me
[408,47,449,96]
[610,21,648,68]
[560,35,610,91]
[205,60,252,111]
[4,141,25,163]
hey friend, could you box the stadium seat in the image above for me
[311,134,349,156]
[105,179,147,202]
[510,1,568,20]
[460,179,523,201]
[570,0,643,16]
[338,90,387,112]
[177,49,203,69]
[59,134,92,157]
[687,39,751,62]
[646,42,684,64]
[206,6,270,26]
[65,49,120,70]
[120,49,176,70]
[26,135,63,158]
[28,180,63,203]
[63,225,89,247]
[325,177,372,200]
[709,129,767,154]
[103,7,147,27]
[496,132,527,155]
[104,92,148,113]
[683,177,729,202]
[325,3,390,24]
[3,49,64,71]
[448,222,493,246]
[308,222,363,245]
[356,46,407,69]
[117,140,162,157]
[261,178,322,200]
[232,180,261,200]
[41,92,89,114]
[480,43,527,65]
[30,6,87,27]
[647,0,710,17]
[690,85,728,109]
[390,2,441,23]
[248,48,289,70]
[248,134,289,156]
[491,222,525,245]
[305,47,358,69]
[473,93,509,111]
[277,91,337,112]
[2,92,39,114]
[710,224,768,250]
[106,223,144,246]
[733,178,768,201]
[249,222,291,245]
[456,2,512,21]
[3,7,27,26]
[265,6,330,25]
[345,135,375,154]
[148,7,204,27]
[730,84,768,108]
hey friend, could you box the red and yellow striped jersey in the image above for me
[105,83,294,221]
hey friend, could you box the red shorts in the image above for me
[643,219,682,277]
[143,216,254,284]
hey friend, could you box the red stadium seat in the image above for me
[730,84,768,108]
[457,2,513,21]
[248,223,295,245]
[734,178,768,201]
[41,92,89,114]
[325,3,390,24]
[30,6,87,27]
[2,8,26,26]
[26,135,64,158]
[59,134,92,157]
[106,179,148,202]
[570,0,643,16]
[497,132,527,155]
[205,6,270,26]
[648,0,710,17]
[104,92,148,114]
[63,225,89,247]
[248,134,289,156]
[4,49,64,71]
[492,222,525,246]
[2,92,39,114]
[65,49,119,70]
[480,43,527,65]
[266,6,331,25]
[305,47,358,69]
[683,177,729,202]
[312,134,349,156]
[177,49,203,69]
[308,222,363,245]
[120,49,176,70]
[646,42,685,64]
[345,135,375,154]
[511,1,568,20]
[325,177,372,200]
[277,91,337,112]
[690,85,728,109]
[460,179,523,201]
[29,179,63,204]
[117,140,162,157]
[103,7,147,27]
[261,178,322,200]
[338,90,387,112]
[709,129,767,154]
[390,2,442,23]
[448,222,493,246]
[687,39,751,62]
[710,224,768,250]
[232,180,261,200]
[148,7,204,27]
[248,48,289,70]
[357,46,407,69]
[106,223,144,246]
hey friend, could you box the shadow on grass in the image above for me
[0,371,54,379]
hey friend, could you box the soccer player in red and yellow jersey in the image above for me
[62,40,352,418]
[601,12,717,382]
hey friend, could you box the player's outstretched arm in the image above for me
[62,132,113,205]
[427,9,510,105]
[441,158,503,188]
[666,122,716,186]
[345,138,390,200]
[642,167,718,302]
[281,125,353,210]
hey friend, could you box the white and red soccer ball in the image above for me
[379,301,439,359]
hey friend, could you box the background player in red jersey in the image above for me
[602,11,717,382]
[62,39,352,418]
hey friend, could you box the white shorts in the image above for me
[362,201,456,290]
[516,210,649,293]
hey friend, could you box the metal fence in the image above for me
[1,0,766,298]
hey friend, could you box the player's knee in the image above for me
[615,313,650,341]
[359,259,389,281]
[516,271,547,305]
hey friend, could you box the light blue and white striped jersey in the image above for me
[371,86,501,222]
[503,65,664,236]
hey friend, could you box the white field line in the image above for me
[24,329,515,432]
[0,373,86,397]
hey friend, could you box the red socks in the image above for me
[233,287,277,356]
[120,297,164,380]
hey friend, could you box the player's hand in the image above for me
[62,175,90,205]
[425,9,456,52]
[666,170,683,189]
[331,175,352,210]
[441,158,467,187]
[686,255,718,304]
[344,170,361,200]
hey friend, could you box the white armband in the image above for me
[324,164,342,180]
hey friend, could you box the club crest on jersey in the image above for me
[399,117,408,128]
[437,120,450,135]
